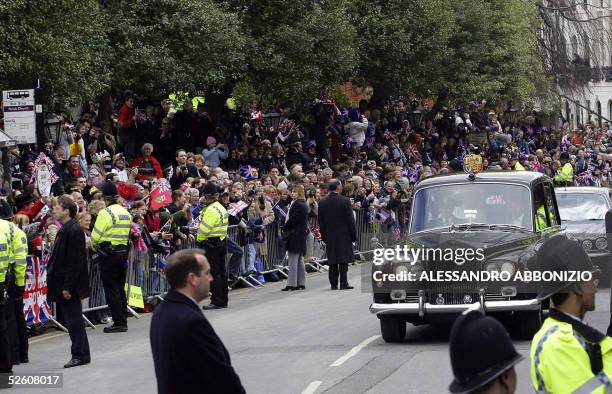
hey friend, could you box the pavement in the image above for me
[17,264,612,394]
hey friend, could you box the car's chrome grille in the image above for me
[423,259,482,305]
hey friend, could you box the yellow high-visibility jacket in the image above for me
[91,204,131,251]
[531,316,612,393]
[197,201,228,242]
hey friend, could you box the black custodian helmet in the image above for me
[449,310,523,394]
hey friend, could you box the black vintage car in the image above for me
[370,171,563,343]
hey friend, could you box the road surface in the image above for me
[18,264,612,393]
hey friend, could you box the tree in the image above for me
[0,0,110,105]
[228,0,358,109]
[104,0,247,101]
[353,0,540,114]
[537,0,612,95]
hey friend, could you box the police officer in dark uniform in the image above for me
[449,309,523,394]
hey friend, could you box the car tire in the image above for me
[380,316,406,343]
[516,306,543,340]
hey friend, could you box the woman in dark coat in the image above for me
[281,185,309,291]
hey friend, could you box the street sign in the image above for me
[2,89,36,144]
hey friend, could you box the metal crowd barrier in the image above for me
[28,203,412,331]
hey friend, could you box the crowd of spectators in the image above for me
[2,93,612,291]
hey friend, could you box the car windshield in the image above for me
[410,183,532,233]
[556,193,608,221]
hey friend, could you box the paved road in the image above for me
[18,264,612,393]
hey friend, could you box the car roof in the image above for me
[554,187,609,195]
[415,171,548,189]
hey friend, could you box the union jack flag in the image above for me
[23,255,52,326]
[240,165,258,180]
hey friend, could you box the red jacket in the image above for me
[131,156,163,181]
[118,103,135,129]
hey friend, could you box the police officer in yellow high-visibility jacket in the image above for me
[0,202,28,365]
[531,236,612,394]
[197,183,229,309]
[92,182,132,332]
[0,201,14,375]
[554,152,574,186]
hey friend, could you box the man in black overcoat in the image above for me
[47,195,91,368]
[150,249,245,394]
[318,179,357,290]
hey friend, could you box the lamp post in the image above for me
[263,109,282,132]
[44,113,64,144]
[504,107,518,126]
[406,108,423,129]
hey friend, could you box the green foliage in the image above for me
[0,0,110,105]
[229,0,358,107]
[353,0,540,108]
[105,0,246,97]
[0,0,548,115]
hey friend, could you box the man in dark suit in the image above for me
[150,249,245,394]
[47,195,90,368]
[318,179,357,290]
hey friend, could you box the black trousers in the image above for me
[0,303,11,373]
[99,251,128,327]
[57,298,90,361]
[328,264,349,289]
[5,293,28,363]
[199,240,228,307]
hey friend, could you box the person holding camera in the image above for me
[170,149,198,189]
[202,137,228,169]
[132,143,163,182]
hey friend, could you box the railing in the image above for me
[25,204,411,329]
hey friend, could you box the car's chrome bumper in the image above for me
[369,299,541,316]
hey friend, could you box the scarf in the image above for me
[67,165,81,178]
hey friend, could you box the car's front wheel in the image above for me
[380,316,406,343]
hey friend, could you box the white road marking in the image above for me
[330,335,380,367]
[302,381,322,394]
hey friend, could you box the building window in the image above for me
[597,101,602,127]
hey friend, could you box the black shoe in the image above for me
[103,325,128,333]
[20,357,28,364]
[203,304,227,310]
[64,358,90,368]
[298,285,306,290]
[331,286,338,290]
[281,286,297,291]
[340,285,354,290]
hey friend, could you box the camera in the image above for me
[136,166,155,176]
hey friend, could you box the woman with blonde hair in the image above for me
[281,185,309,291]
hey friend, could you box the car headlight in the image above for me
[500,261,517,276]
[485,260,516,276]
[596,237,607,251]
[410,261,423,276]
[485,262,500,273]
[582,239,593,251]
[395,265,409,275]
